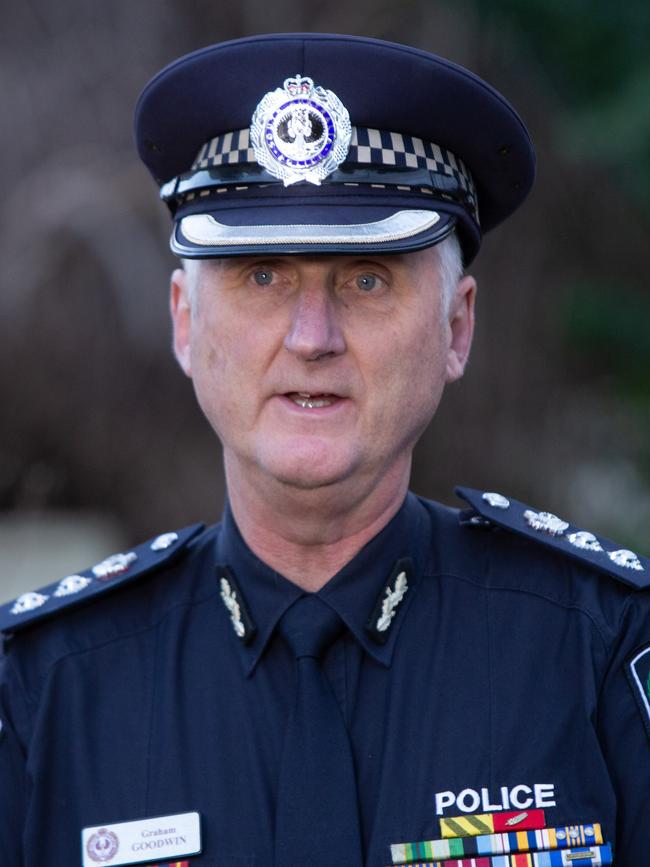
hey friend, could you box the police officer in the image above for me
[1,34,648,867]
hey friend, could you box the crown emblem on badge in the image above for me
[284,75,312,97]
[250,74,352,186]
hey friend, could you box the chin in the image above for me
[259,439,359,491]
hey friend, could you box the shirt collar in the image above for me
[214,492,433,676]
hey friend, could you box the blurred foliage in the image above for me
[474,0,647,97]
[563,280,650,494]
[462,0,650,531]
[564,281,650,401]
[470,0,650,209]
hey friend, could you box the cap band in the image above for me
[176,209,442,250]
[161,126,478,225]
[195,126,472,187]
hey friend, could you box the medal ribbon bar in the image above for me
[391,822,602,862]
[386,842,613,866]
[440,810,546,838]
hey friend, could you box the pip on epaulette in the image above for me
[457,486,648,588]
[0,523,205,635]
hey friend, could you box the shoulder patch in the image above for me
[0,523,205,634]
[455,486,650,590]
[626,644,650,742]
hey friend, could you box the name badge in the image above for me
[82,811,201,867]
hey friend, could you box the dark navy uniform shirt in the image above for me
[1,491,649,866]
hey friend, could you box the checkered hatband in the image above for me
[193,129,255,169]
[349,128,475,203]
[191,126,478,221]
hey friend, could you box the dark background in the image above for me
[1,0,648,595]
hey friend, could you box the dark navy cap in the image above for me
[135,33,535,263]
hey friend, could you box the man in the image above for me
[0,33,648,867]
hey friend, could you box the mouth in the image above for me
[285,391,341,409]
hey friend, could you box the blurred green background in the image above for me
[1,0,648,599]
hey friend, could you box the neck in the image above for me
[224,458,411,592]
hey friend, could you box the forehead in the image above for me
[187,247,442,278]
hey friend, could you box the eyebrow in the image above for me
[206,253,413,269]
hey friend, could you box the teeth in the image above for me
[296,397,332,409]
[290,393,334,409]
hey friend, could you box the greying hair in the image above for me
[436,231,464,313]
[182,231,464,312]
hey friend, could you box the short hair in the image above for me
[436,231,464,313]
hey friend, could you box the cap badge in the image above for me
[250,74,352,186]
[376,571,408,633]
[10,591,49,615]
[523,509,569,537]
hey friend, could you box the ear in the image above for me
[170,267,193,377]
[445,274,477,383]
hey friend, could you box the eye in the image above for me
[356,274,379,292]
[253,269,275,286]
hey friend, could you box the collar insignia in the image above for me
[366,559,412,644]
[217,565,257,645]
[220,577,245,638]
[376,571,408,632]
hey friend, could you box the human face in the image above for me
[171,249,475,494]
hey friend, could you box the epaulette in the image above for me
[456,486,650,590]
[0,523,206,634]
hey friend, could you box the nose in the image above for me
[284,285,346,361]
